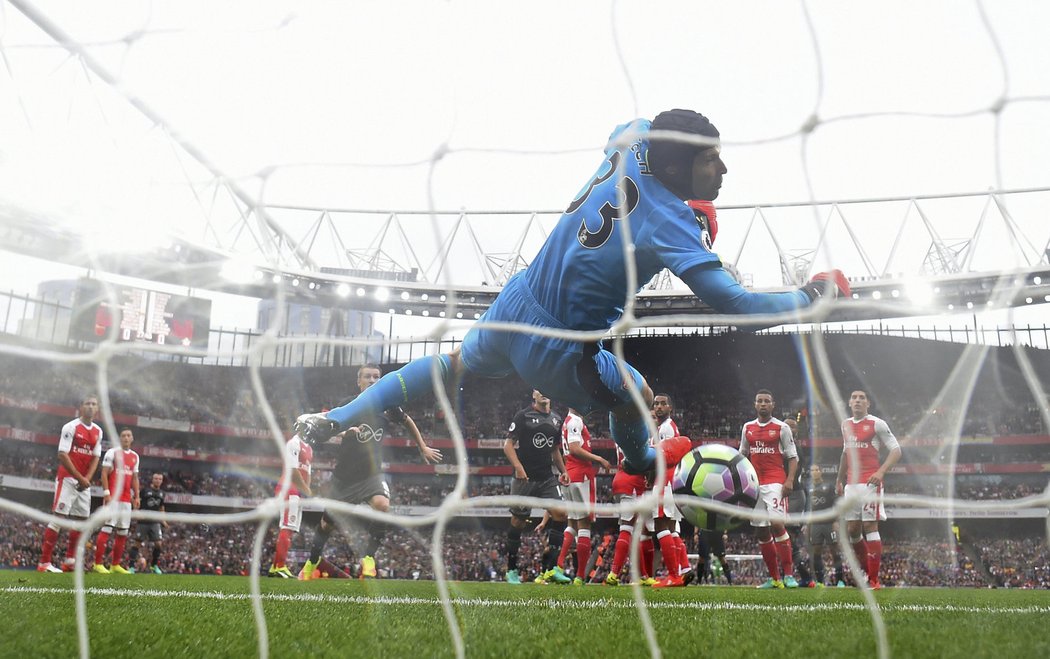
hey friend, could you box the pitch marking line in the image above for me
[5,586,1050,615]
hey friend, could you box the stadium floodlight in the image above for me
[400,291,410,300]
[422,310,429,316]
[219,260,256,285]
[291,278,300,287]
[904,280,935,306]
[1035,276,1043,285]
[336,283,351,297]
[421,293,429,301]
[872,291,882,300]
[375,287,390,301]
[356,288,366,297]
[1026,297,1034,304]
[271,274,281,284]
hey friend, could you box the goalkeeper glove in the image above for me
[800,269,851,301]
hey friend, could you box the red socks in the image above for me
[576,530,592,580]
[111,534,127,567]
[274,529,293,568]
[759,538,781,581]
[865,532,882,585]
[95,531,111,565]
[40,526,59,565]
[774,532,794,578]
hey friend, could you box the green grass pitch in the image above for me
[1,571,1048,658]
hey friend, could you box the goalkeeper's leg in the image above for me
[302,353,457,441]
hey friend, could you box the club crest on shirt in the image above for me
[355,423,384,443]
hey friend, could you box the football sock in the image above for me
[611,527,632,576]
[865,531,882,583]
[609,413,656,473]
[112,532,128,566]
[274,529,293,567]
[673,533,689,575]
[326,354,452,429]
[656,530,679,576]
[309,521,333,564]
[850,536,868,576]
[66,530,81,559]
[576,529,592,579]
[364,521,385,558]
[152,546,161,567]
[41,525,59,565]
[641,535,655,578]
[814,549,826,583]
[759,538,780,581]
[774,532,794,577]
[94,530,111,565]
[506,526,522,572]
[721,557,733,585]
[543,522,565,572]
[557,527,576,570]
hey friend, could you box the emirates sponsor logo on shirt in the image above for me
[750,445,777,454]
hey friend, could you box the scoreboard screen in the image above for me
[70,279,212,348]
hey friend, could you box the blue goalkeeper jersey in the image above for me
[525,118,723,331]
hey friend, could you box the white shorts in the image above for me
[564,478,595,521]
[613,492,641,524]
[843,483,886,522]
[654,483,682,521]
[104,501,133,530]
[280,495,303,532]
[52,477,91,518]
[750,483,788,528]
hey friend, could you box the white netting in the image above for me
[2,2,1050,658]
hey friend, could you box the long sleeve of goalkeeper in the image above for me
[679,262,811,317]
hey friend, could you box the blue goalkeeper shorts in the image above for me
[460,273,644,414]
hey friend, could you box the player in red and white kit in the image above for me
[739,389,799,589]
[38,395,104,573]
[93,428,141,574]
[556,408,612,585]
[649,394,694,587]
[835,389,901,589]
[271,433,313,578]
[605,442,654,586]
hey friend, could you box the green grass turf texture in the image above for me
[1,570,1048,658]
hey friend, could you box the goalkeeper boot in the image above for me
[783,575,800,589]
[360,555,377,579]
[299,559,320,581]
[293,413,341,445]
[548,566,572,584]
[91,564,110,575]
[604,573,619,586]
[505,569,522,585]
[110,564,131,575]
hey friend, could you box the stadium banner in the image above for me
[886,506,1050,519]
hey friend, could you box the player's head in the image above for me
[78,395,99,421]
[754,389,775,421]
[652,394,674,421]
[119,427,134,450]
[849,389,870,419]
[784,417,799,436]
[531,390,550,412]
[648,109,726,201]
[809,464,824,483]
[151,473,164,488]
[356,363,382,392]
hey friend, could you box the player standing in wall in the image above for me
[38,395,103,573]
[739,389,800,589]
[836,390,902,589]
[503,390,570,585]
[269,433,313,578]
[556,408,611,585]
[301,364,442,581]
[294,110,850,480]
[132,473,169,574]
[782,417,812,586]
[806,464,845,587]
[92,428,140,574]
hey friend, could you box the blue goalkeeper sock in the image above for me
[326,354,452,429]
[609,412,655,473]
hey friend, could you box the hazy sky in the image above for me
[2,0,1049,332]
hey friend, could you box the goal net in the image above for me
[1,2,1049,658]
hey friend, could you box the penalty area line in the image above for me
[4,585,1050,615]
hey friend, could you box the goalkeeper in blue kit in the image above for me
[296,109,850,473]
